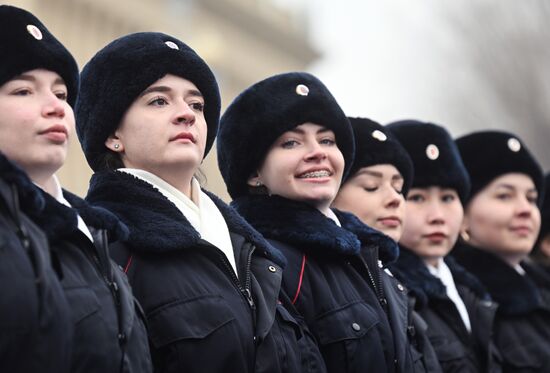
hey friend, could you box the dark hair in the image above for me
[101,150,124,171]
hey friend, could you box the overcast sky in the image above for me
[269,0,550,170]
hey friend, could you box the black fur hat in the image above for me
[217,72,354,199]
[0,5,79,106]
[387,119,470,203]
[346,117,414,195]
[455,130,544,205]
[76,32,220,171]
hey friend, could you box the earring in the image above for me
[256,181,262,187]
[460,230,470,242]
[114,143,120,150]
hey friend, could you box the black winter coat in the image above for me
[0,153,72,373]
[453,242,550,372]
[389,247,502,373]
[28,186,153,373]
[86,170,317,373]
[233,194,437,373]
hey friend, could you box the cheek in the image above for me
[468,208,502,240]
[447,205,464,234]
[197,119,208,146]
[400,209,423,244]
[332,150,345,175]
[65,109,76,133]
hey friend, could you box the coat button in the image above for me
[268,265,277,273]
[351,323,361,331]
[397,283,404,291]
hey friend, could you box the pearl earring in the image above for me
[114,144,120,150]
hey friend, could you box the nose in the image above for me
[426,200,445,225]
[173,101,196,126]
[304,141,327,162]
[42,94,65,119]
[516,195,535,219]
[383,186,402,209]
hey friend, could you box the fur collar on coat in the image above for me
[30,189,128,244]
[86,170,286,267]
[0,151,44,213]
[0,152,127,244]
[389,247,489,309]
[232,194,399,263]
[452,242,549,315]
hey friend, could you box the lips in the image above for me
[296,169,332,179]
[424,232,447,241]
[509,226,533,236]
[39,124,68,144]
[377,216,401,228]
[170,132,195,143]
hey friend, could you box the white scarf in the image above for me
[427,258,472,332]
[118,169,237,276]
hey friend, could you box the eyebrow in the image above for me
[494,183,537,193]
[139,85,203,98]
[11,74,65,86]
[357,169,403,180]
[287,127,332,135]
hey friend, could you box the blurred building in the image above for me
[7,0,318,200]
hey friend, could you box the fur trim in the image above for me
[0,151,45,213]
[85,171,286,267]
[28,188,128,244]
[345,117,413,196]
[232,195,361,256]
[452,242,546,315]
[387,120,470,204]
[389,247,489,309]
[333,208,399,264]
[76,32,220,171]
[0,5,79,106]
[217,72,354,199]
[456,130,544,206]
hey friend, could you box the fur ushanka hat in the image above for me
[387,119,471,204]
[76,32,220,171]
[0,5,79,107]
[346,117,414,195]
[455,130,544,206]
[217,72,354,199]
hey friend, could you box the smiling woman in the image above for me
[218,72,432,373]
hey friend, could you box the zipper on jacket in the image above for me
[8,184,43,295]
[359,246,389,314]
[216,244,257,340]
[84,229,126,349]
[9,184,31,251]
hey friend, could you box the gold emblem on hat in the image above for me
[296,84,309,96]
[26,24,43,40]
[507,137,521,152]
[164,41,179,50]
[372,130,387,142]
[426,144,439,160]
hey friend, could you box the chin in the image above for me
[382,230,401,242]
[297,194,334,210]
